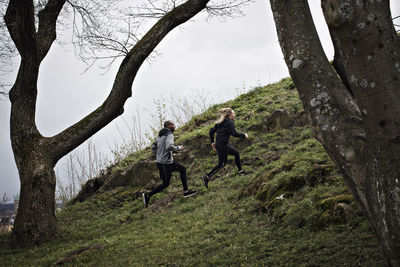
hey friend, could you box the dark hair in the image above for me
[164,120,173,128]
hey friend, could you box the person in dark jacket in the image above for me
[202,108,248,188]
[142,120,197,207]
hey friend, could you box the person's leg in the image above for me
[170,161,188,191]
[171,161,198,197]
[148,163,172,197]
[227,145,242,171]
[206,145,228,178]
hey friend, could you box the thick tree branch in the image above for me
[270,1,363,131]
[49,0,210,163]
[269,0,369,207]
[322,0,400,136]
[4,0,37,58]
[36,0,67,61]
[4,0,68,134]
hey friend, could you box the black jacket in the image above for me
[209,118,245,146]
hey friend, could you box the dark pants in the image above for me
[148,161,188,197]
[206,144,242,178]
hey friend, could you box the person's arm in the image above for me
[228,119,245,138]
[151,140,157,152]
[209,124,217,144]
[165,134,181,152]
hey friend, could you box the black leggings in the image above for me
[149,161,188,197]
[206,144,242,178]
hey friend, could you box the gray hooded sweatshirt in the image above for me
[151,128,181,164]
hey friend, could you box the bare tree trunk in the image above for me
[269,0,400,265]
[12,160,59,245]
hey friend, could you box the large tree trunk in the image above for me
[5,0,209,246]
[269,0,400,265]
[12,160,59,245]
[8,51,60,245]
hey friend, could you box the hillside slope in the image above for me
[0,78,383,266]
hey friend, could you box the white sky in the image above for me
[1,1,400,200]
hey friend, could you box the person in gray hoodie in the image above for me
[142,120,197,207]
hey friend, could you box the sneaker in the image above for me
[202,175,209,188]
[239,170,248,176]
[142,193,150,208]
[183,189,198,198]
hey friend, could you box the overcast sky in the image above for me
[1,1,400,201]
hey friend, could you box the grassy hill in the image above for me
[0,78,383,266]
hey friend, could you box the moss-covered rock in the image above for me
[317,193,360,227]
[318,193,354,210]
[99,159,158,192]
[71,175,107,204]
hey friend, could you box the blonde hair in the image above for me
[216,108,233,124]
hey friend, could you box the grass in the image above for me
[0,173,382,266]
[0,78,383,266]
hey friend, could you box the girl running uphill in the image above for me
[202,108,248,188]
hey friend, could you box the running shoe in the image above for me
[142,193,150,208]
[184,189,198,198]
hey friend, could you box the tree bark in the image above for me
[12,155,59,245]
[4,0,209,246]
[269,0,400,265]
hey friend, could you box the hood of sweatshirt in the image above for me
[158,128,172,137]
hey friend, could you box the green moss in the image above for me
[318,209,344,227]
[282,198,320,228]
[318,193,354,210]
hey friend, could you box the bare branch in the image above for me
[128,0,253,21]
[393,14,400,32]
[128,0,179,19]
[64,0,128,68]
[205,0,253,21]
[0,84,10,100]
